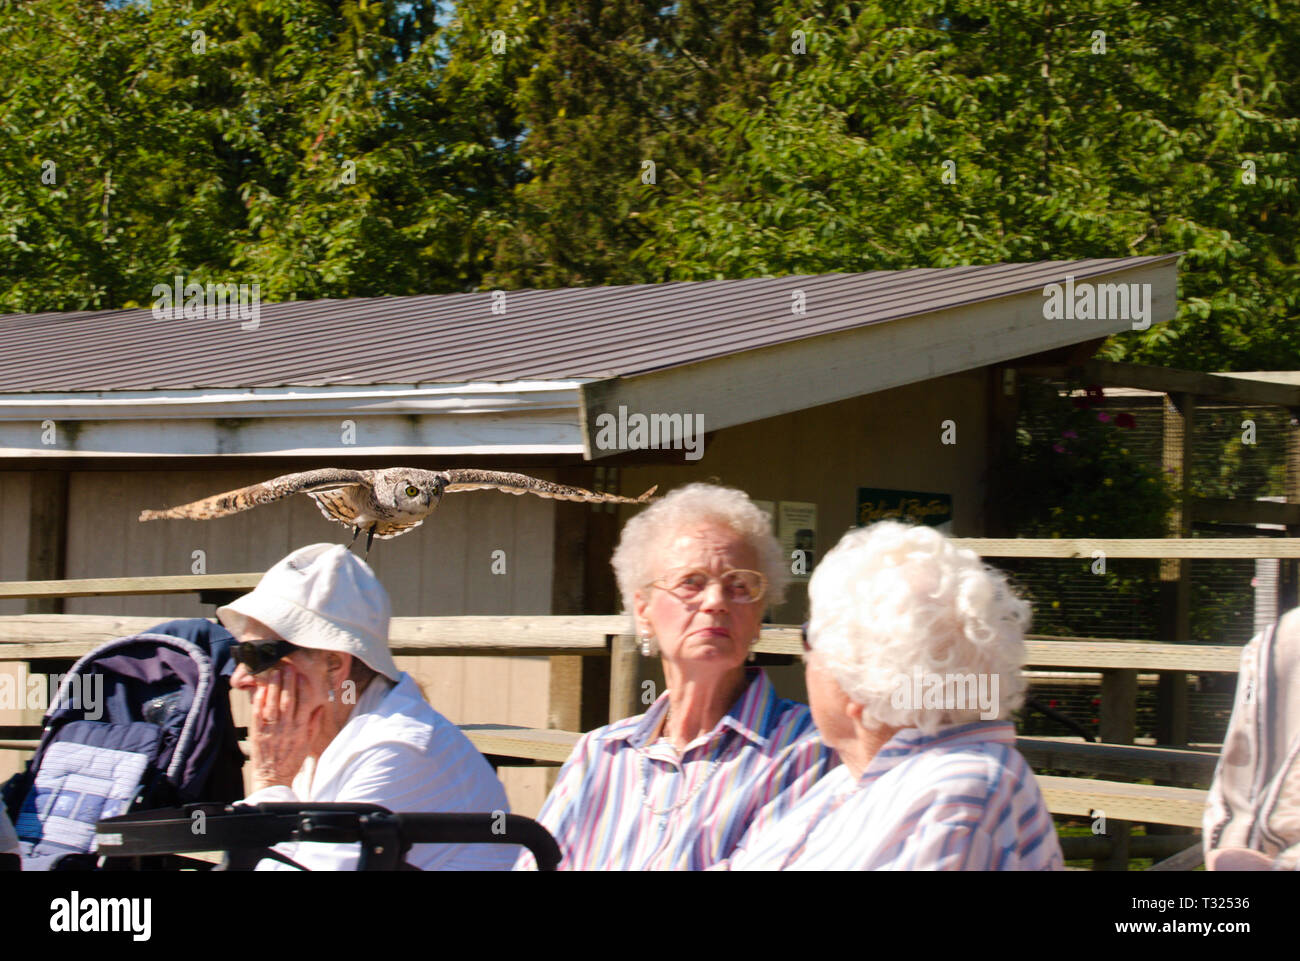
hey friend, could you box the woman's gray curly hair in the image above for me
[610,483,788,620]
[808,521,1031,733]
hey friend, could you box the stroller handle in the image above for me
[95,802,563,871]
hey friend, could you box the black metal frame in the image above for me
[92,801,562,871]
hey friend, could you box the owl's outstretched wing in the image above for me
[441,469,657,505]
[139,468,371,521]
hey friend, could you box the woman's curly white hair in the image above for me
[808,521,1030,733]
[610,482,787,619]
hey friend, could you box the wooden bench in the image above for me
[1015,737,1218,783]
[462,725,1212,828]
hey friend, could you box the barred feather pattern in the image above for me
[138,466,657,544]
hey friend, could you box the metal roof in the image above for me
[0,255,1178,392]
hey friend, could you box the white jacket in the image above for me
[241,672,516,870]
[1204,608,1300,870]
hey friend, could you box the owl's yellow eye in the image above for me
[404,485,419,497]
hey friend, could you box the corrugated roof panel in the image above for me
[0,256,1177,391]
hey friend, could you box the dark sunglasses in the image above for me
[233,639,299,675]
[800,621,811,653]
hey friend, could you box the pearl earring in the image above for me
[328,687,336,703]
[640,631,658,657]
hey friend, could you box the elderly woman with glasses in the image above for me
[723,521,1063,870]
[515,483,836,870]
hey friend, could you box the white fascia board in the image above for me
[0,381,587,420]
[581,258,1178,459]
[0,382,587,457]
[1221,371,1300,386]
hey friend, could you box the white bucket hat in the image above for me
[216,543,399,681]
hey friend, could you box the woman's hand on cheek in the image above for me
[248,667,324,794]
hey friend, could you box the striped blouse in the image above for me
[513,668,837,870]
[723,720,1064,870]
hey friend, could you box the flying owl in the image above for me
[139,468,657,552]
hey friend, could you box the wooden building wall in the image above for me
[0,472,33,615]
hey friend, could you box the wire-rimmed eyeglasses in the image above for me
[650,568,767,604]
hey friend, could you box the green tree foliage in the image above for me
[633,1,1300,373]
[471,0,793,289]
[0,0,520,309]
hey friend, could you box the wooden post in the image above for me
[1099,670,1138,744]
[578,470,622,731]
[1282,415,1300,614]
[13,471,67,760]
[1150,394,1195,852]
[25,471,69,615]
[983,366,1022,537]
[1094,668,1138,870]
[608,634,641,725]
[1157,394,1192,748]
[545,466,626,783]
[547,469,595,790]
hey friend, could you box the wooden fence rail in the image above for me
[948,537,1300,558]
[0,534,1296,601]
[0,574,262,600]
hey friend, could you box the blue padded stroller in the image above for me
[2,629,245,869]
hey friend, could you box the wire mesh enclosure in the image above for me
[1003,385,1297,747]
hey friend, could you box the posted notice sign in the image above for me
[777,501,818,580]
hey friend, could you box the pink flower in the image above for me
[1096,411,1112,422]
[1052,443,1066,453]
[1062,430,1078,439]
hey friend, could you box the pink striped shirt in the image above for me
[723,720,1064,870]
[513,668,837,870]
